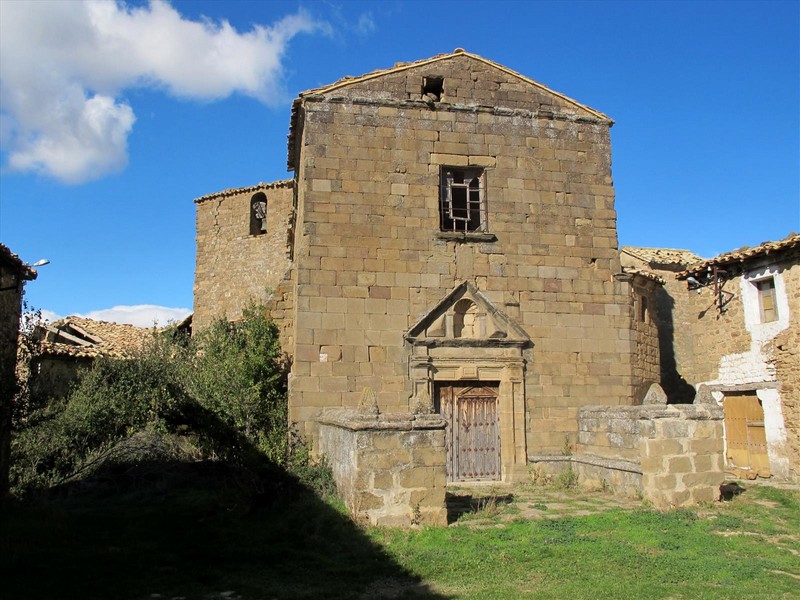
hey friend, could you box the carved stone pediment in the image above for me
[405,282,531,348]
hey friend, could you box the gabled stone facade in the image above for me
[194,50,652,484]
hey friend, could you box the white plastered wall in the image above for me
[705,263,791,479]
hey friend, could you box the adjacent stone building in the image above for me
[31,316,156,400]
[194,49,649,485]
[674,234,799,480]
[0,243,37,495]
[623,236,799,481]
[620,247,704,403]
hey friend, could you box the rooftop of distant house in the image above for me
[621,246,705,268]
[35,316,157,359]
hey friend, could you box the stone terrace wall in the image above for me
[193,181,294,331]
[540,403,725,507]
[575,405,646,493]
[318,409,447,527]
[639,404,725,507]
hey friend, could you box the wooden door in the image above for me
[436,383,500,482]
[723,392,771,479]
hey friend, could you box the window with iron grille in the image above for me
[439,167,486,233]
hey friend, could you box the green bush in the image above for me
[184,305,288,463]
[10,304,329,497]
[11,333,187,492]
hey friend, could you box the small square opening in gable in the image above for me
[422,76,444,102]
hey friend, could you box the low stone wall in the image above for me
[317,408,448,527]
[531,403,725,508]
[638,405,725,507]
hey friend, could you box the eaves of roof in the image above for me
[0,243,37,281]
[194,179,293,205]
[621,267,666,285]
[677,233,800,279]
[620,246,704,267]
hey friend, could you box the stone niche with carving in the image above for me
[405,281,533,482]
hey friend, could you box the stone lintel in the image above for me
[317,408,446,431]
[703,381,780,392]
[435,231,498,244]
[579,403,723,421]
[413,338,529,349]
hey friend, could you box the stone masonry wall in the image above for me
[0,263,26,494]
[655,275,699,403]
[317,409,447,527]
[571,404,725,507]
[638,404,725,507]
[194,181,294,331]
[685,274,752,386]
[290,54,635,453]
[773,261,799,479]
[681,254,796,479]
[630,279,661,401]
[618,252,698,403]
[0,266,24,407]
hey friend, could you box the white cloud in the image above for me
[356,13,376,35]
[37,305,191,328]
[39,309,64,324]
[0,0,323,183]
[81,304,191,327]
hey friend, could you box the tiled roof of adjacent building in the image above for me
[0,243,37,281]
[621,267,666,285]
[37,316,156,359]
[194,179,293,205]
[678,233,800,278]
[287,49,612,171]
[621,246,704,267]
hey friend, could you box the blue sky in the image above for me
[1,0,798,325]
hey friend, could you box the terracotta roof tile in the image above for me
[621,267,666,285]
[678,233,800,278]
[37,316,157,359]
[621,246,704,267]
[194,180,293,205]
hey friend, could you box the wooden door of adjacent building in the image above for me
[436,383,501,482]
[723,391,771,479]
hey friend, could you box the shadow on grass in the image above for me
[445,491,515,524]
[2,403,449,600]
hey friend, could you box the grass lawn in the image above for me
[375,485,800,599]
[3,470,798,600]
